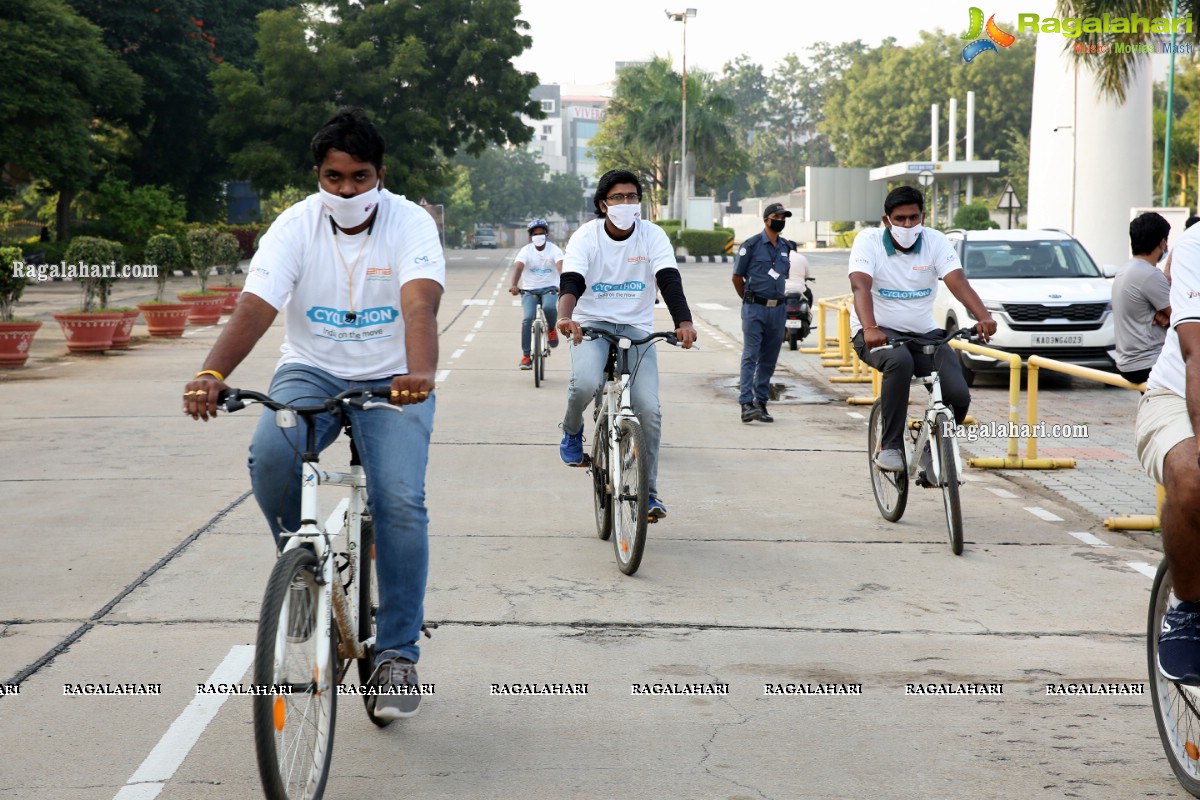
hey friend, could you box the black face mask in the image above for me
[768,219,786,233]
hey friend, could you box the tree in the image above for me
[211,0,540,200]
[819,29,1035,200]
[0,0,140,238]
[590,56,743,212]
[66,0,298,221]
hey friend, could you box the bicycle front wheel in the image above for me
[591,414,612,541]
[1149,561,1200,797]
[612,418,648,575]
[934,420,964,555]
[532,323,544,388]
[253,548,337,800]
[354,517,392,728]
[868,400,907,522]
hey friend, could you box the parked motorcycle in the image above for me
[785,278,815,351]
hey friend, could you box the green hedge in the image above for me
[678,229,729,256]
[834,229,861,249]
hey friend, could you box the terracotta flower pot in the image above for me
[137,302,191,338]
[109,309,141,350]
[0,321,42,368]
[177,293,226,326]
[53,312,123,353]
[210,285,242,314]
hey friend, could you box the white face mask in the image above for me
[605,203,639,231]
[888,218,923,249]
[319,184,381,230]
[531,234,547,247]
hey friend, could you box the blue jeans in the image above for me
[739,303,786,404]
[247,363,435,665]
[562,321,661,496]
[521,289,558,356]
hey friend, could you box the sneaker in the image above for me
[560,428,584,465]
[873,448,905,473]
[519,356,532,370]
[741,403,761,423]
[756,402,774,423]
[548,329,559,348]
[286,580,313,643]
[368,656,421,720]
[1159,602,1200,683]
[916,442,936,488]
[648,495,667,521]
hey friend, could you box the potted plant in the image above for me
[137,233,191,337]
[209,231,244,313]
[52,237,125,353]
[0,245,41,368]
[177,228,224,325]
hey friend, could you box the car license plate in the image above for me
[785,320,803,329]
[1032,334,1083,345]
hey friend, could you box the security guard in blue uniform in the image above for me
[732,203,792,423]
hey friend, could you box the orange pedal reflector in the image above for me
[1187,741,1199,760]
[273,696,286,731]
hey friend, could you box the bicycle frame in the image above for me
[906,371,961,483]
[594,337,640,466]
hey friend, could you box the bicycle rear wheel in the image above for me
[532,323,544,388]
[934,420,964,555]
[354,517,392,728]
[253,548,337,800]
[591,414,612,540]
[1149,561,1200,797]
[868,400,908,522]
[612,418,648,575]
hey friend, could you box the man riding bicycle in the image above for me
[850,187,997,479]
[556,169,697,521]
[510,218,564,369]
[182,108,443,720]
[1136,221,1200,683]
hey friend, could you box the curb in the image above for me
[676,255,734,264]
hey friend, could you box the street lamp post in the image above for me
[665,8,696,230]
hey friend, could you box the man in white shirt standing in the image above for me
[849,186,996,476]
[556,169,697,521]
[510,218,564,369]
[182,108,442,721]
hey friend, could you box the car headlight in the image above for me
[967,302,1004,321]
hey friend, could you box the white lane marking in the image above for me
[474,256,489,260]
[451,348,465,360]
[472,320,483,331]
[114,645,256,799]
[462,299,490,306]
[1128,562,1158,578]
[846,412,865,420]
[696,303,729,310]
[511,300,521,306]
[464,333,475,343]
[985,487,1018,499]
[1067,530,1112,548]
[1025,506,1064,522]
[482,309,490,317]
[960,473,985,482]
[323,498,349,536]
[435,369,450,383]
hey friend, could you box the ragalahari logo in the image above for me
[961,7,1016,62]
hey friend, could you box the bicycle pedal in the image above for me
[916,471,937,489]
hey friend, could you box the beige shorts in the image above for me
[1135,388,1196,485]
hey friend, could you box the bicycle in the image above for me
[1148,560,1200,796]
[579,327,692,575]
[217,386,429,800]
[866,326,977,555]
[523,289,553,387]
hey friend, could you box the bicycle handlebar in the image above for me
[578,327,697,350]
[217,386,398,416]
[868,325,979,354]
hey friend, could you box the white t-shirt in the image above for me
[514,241,564,291]
[562,218,676,331]
[243,189,445,381]
[1148,223,1200,397]
[847,227,962,335]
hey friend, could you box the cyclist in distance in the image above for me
[181,107,443,720]
[510,218,564,369]
[556,169,697,521]
[849,186,997,479]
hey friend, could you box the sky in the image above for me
[510,0,1062,87]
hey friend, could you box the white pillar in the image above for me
[931,104,940,226]
[966,91,975,205]
[948,98,958,223]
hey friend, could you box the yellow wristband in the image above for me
[194,369,225,382]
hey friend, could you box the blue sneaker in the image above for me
[1159,601,1200,683]
[560,428,584,465]
[647,495,667,521]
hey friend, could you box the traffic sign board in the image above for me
[917,170,935,187]
[996,181,1021,210]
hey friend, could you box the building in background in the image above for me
[522,83,611,186]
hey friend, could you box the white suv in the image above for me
[934,229,1116,385]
